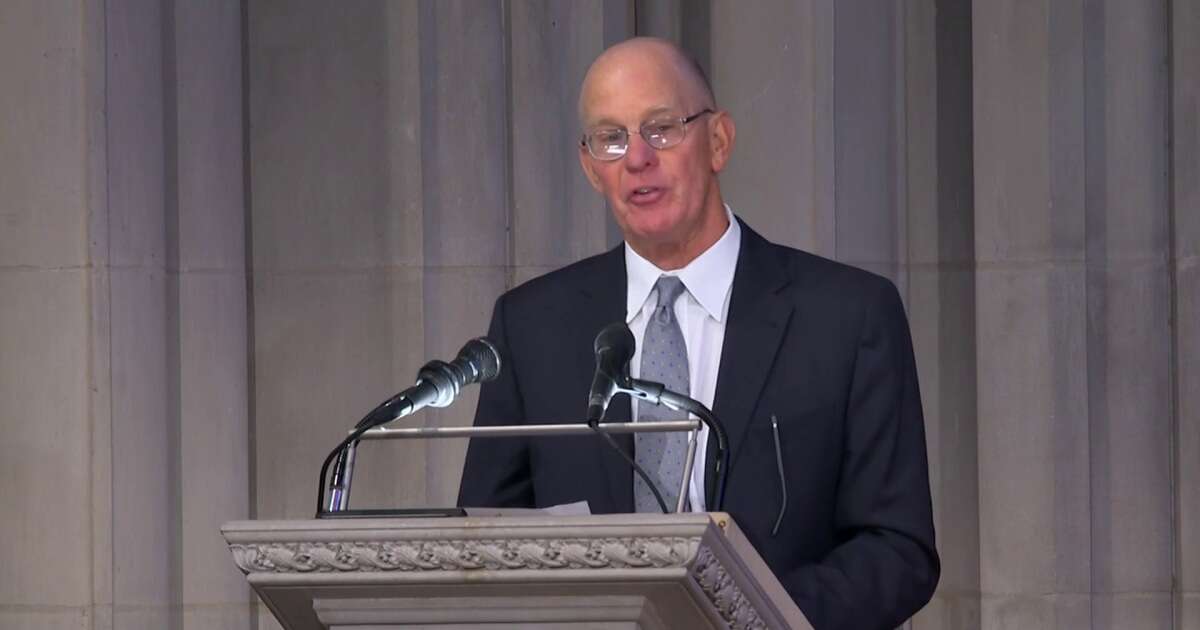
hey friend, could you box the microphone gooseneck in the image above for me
[624,378,730,512]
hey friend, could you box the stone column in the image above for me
[0,2,102,628]
[1172,0,1200,625]
[974,0,1174,627]
[171,1,251,628]
[904,0,980,627]
[1,1,251,629]
[103,0,176,625]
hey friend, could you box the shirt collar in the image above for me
[624,204,742,323]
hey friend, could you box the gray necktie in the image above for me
[635,276,691,513]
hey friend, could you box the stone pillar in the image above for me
[0,1,250,628]
[0,2,102,628]
[171,1,251,628]
[974,1,1174,627]
[103,0,177,626]
[247,0,427,531]
[1172,0,1200,626]
[904,0,980,627]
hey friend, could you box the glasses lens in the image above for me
[588,128,627,160]
[641,119,685,149]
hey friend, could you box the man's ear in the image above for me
[709,111,736,173]
[578,145,604,192]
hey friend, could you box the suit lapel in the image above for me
[709,222,793,502]
[571,245,635,514]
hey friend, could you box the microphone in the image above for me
[323,336,501,514]
[587,322,636,426]
[358,337,502,429]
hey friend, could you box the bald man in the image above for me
[459,38,939,629]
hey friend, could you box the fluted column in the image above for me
[974,1,1174,627]
[1172,0,1200,626]
[172,1,251,627]
[0,2,103,628]
[0,1,251,628]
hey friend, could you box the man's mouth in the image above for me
[628,186,666,206]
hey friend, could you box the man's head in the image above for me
[577,37,735,270]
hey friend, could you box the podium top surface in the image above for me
[223,511,729,540]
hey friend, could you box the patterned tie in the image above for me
[635,276,691,513]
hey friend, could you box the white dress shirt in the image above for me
[624,205,741,512]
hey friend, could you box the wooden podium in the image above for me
[222,512,812,629]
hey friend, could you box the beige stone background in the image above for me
[0,1,1196,629]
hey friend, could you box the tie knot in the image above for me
[654,276,687,310]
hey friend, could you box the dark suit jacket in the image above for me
[458,219,939,630]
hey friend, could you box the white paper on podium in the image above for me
[461,501,592,517]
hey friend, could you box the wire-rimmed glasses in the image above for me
[580,109,715,161]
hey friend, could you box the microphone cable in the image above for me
[589,425,672,514]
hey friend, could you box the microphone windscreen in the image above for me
[593,322,635,365]
[459,337,502,383]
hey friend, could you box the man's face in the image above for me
[577,50,730,258]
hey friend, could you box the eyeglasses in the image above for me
[580,109,715,161]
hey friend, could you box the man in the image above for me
[458,37,938,629]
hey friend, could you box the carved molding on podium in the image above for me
[230,536,699,573]
[692,546,767,630]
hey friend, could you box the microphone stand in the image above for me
[318,392,414,515]
[619,378,731,512]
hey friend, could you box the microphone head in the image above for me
[587,322,636,425]
[458,337,502,384]
[593,322,635,365]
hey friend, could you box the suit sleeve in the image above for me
[784,280,940,630]
[456,293,537,508]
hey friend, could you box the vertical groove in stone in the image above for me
[1081,0,1105,614]
[1166,3,1180,626]
[502,0,516,290]
[241,0,261,609]
[89,0,116,626]
[240,0,257,530]
[160,2,184,626]
[894,0,909,299]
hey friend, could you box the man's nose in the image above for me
[623,132,658,171]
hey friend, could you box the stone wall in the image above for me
[0,1,1195,628]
